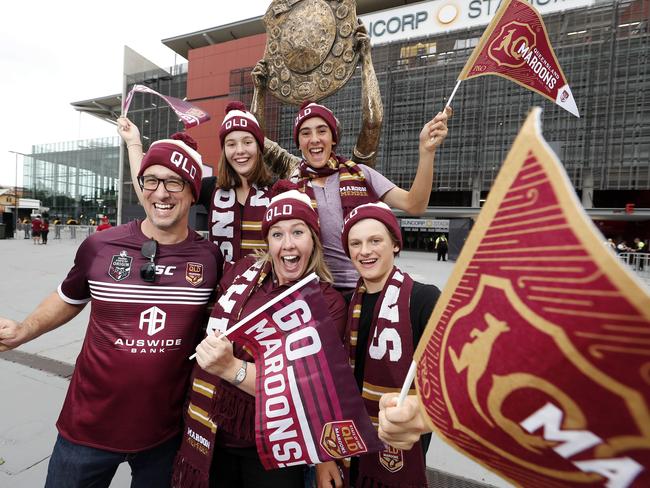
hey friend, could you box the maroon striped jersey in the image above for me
[56,220,222,452]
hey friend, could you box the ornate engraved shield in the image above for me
[263,0,360,105]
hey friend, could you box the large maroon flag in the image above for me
[226,274,383,469]
[122,84,211,128]
[457,0,579,117]
[415,108,649,487]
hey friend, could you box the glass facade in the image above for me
[229,0,650,209]
[23,137,119,223]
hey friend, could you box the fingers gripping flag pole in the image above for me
[411,107,649,487]
[446,0,579,117]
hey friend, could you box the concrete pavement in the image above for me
[0,237,508,487]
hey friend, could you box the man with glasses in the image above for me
[0,133,223,487]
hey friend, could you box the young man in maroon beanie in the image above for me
[0,133,223,488]
[317,201,441,488]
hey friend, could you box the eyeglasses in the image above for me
[137,175,186,193]
[140,239,158,282]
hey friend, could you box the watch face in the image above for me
[236,369,246,382]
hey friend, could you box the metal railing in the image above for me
[618,252,650,285]
[17,225,97,242]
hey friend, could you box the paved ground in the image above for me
[0,236,508,488]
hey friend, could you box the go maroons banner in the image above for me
[457,0,579,117]
[227,274,383,469]
[122,84,211,128]
[415,108,649,487]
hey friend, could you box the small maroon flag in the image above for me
[415,108,648,487]
[122,84,211,128]
[226,274,383,469]
[458,0,579,117]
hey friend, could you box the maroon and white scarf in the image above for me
[172,258,269,488]
[296,155,378,217]
[209,184,270,263]
[344,267,427,488]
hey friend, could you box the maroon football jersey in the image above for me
[57,221,222,452]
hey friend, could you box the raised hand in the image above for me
[419,106,452,154]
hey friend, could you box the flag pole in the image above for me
[189,272,319,360]
[445,80,462,109]
[396,360,417,406]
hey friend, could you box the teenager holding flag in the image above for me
[315,202,441,487]
[172,182,347,488]
[117,102,294,264]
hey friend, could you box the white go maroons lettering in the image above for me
[244,299,322,466]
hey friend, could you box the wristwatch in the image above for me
[231,360,247,385]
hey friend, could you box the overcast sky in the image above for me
[0,0,271,187]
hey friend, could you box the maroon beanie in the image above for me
[262,180,320,239]
[341,202,403,257]
[219,101,264,149]
[138,132,203,201]
[293,100,339,147]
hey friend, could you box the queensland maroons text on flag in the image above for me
[414,108,649,487]
[457,0,579,117]
[122,84,211,128]
[226,275,383,469]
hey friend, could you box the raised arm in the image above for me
[382,107,451,215]
[251,59,268,133]
[352,21,383,168]
[250,59,300,179]
[0,292,85,352]
[116,116,144,205]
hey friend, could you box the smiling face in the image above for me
[347,218,400,293]
[298,117,335,169]
[140,164,193,236]
[223,130,260,179]
[267,219,314,286]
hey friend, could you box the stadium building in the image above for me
[75,0,649,258]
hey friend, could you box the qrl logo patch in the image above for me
[108,251,132,282]
[186,262,204,286]
[379,445,404,473]
[320,421,368,458]
[488,21,536,68]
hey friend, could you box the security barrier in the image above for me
[618,252,650,285]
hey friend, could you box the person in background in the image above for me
[31,214,42,245]
[41,217,50,245]
[96,215,112,232]
[435,233,448,261]
[23,218,30,239]
[53,218,61,239]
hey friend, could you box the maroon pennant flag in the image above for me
[122,84,211,128]
[226,274,383,469]
[457,0,579,117]
[415,108,649,487]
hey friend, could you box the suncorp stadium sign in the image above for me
[359,0,595,45]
